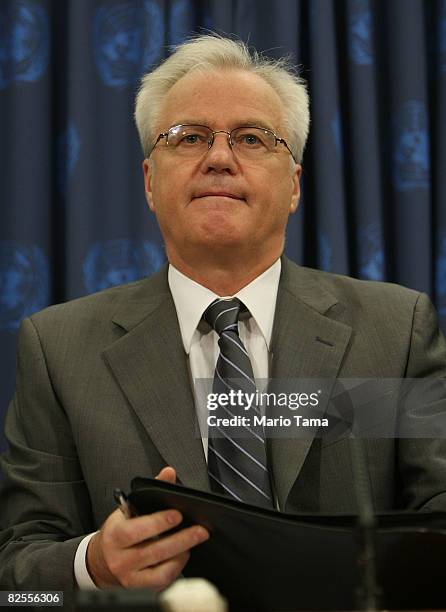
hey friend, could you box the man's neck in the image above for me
[167,252,281,296]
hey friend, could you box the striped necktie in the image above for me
[203,298,274,508]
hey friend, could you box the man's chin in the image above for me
[188,230,247,253]
[188,200,248,229]
[191,213,248,243]
[197,233,244,248]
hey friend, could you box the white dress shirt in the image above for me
[74,258,281,588]
[169,259,281,456]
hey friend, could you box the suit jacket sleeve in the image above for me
[0,316,95,593]
[398,292,446,511]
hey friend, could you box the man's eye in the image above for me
[181,134,202,145]
[236,133,267,147]
[243,134,260,145]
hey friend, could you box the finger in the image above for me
[155,466,176,483]
[107,509,184,548]
[107,507,127,524]
[131,525,209,571]
[131,551,191,591]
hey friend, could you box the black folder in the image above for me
[128,478,446,611]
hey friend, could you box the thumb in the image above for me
[155,466,177,484]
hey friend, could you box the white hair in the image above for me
[134,34,310,162]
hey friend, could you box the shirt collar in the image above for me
[168,259,281,354]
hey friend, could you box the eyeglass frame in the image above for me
[147,123,298,163]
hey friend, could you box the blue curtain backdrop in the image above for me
[1,0,445,451]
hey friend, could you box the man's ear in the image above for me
[143,159,155,212]
[289,164,302,214]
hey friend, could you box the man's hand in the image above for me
[86,467,209,590]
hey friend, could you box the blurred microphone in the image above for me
[161,578,227,612]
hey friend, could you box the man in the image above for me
[1,34,446,601]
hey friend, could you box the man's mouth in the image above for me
[194,192,245,200]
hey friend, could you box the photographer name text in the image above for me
[207,414,329,428]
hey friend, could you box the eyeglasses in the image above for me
[147,124,297,162]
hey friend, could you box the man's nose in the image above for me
[201,132,237,173]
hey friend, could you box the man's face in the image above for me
[143,69,301,264]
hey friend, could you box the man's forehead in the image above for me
[155,69,285,132]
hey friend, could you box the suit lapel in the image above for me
[99,260,353,506]
[269,259,352,509]
[102,267,209,492]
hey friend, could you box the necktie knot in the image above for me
[203,298,244,336]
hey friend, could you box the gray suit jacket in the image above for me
[1,257,446,595]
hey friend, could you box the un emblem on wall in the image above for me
[358,224,384,281]
[393,101,429,192]
[83,239,164,294]
[0,0,49,89]
[0,242,49,331]
[349,0,373,66]
[93,1,163,88]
